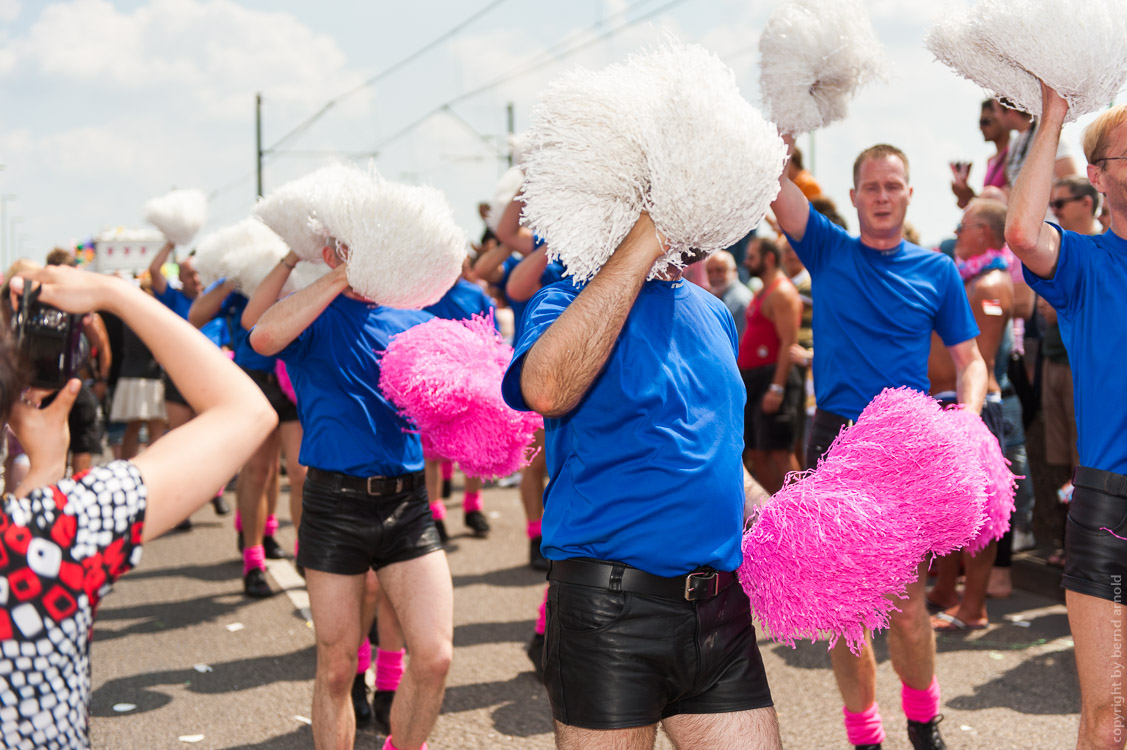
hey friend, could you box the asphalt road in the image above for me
[88,476,1081,749]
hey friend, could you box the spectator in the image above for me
[705,250,752,338]
[788,146,823,200]
[951,99,1012,208]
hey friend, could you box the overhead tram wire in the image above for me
[370,0,695,154]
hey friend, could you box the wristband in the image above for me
[281,259,296,270]
[768,383,785,395]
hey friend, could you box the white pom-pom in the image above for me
[308,164,466,309]
[485,167,526,233]
[288,260,330,292]
[521,38,786,285]
[926,0,1127,122]
[193,218,292,295]
[759,0,887,135]
[144,188,208,246]
[255,164,370,262]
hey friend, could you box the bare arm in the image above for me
[506,247,550,303]
[948,338,988,415]
[1012,279,1034,320]
[19,267,277,540]
[496,196,535,256]
[473,240,514,285]
[249,263,350,356]
[769,135,812,243]
[188,279,237,329]
[147,241,174,296]
[241,250,299,330]
[1005,82,1069,279]
[520,213,665,417]
[969,272,1013,380]
[762,285,801,415]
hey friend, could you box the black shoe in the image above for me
[351,674,372,727]
[907,716,946,750]
[441,478,452,499]
[243,568,273,598]
[263,535,286,560]
[211,495,231,515]
[237,531,244,553]
[526,632,545,682]
[464,510,490,538]
[368,619,379,648]
[434,519,449,544]
[174,518,192,531]
[529,536,549,571]
[855,745,882,750]
[371,689,394,735]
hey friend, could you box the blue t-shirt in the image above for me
[1025,225,1127,473]
[501,255,567,341]
[424,279,497,329]
[162,281,228,348]
[275,297,432,476]
[787,205,979,420]
[501,279,746,576]
[219,292,277,372]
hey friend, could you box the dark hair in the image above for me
[753,237,781,266]
[0,337,29,425]
[1055,175,1101,216]
[45,248,75,267]
[790,147,805,171]
[811,196,848,230]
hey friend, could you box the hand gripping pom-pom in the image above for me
[379,313,543,478]
[926,0,1127,122]
[943,406,1016,555]
[254,163,372,262]
[520,37,786,285]
[758,0,887,135]
[486,167,526,234]
[192,217,316,296]
[145,188,208,246]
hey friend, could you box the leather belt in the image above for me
[1074,466,1127,499]
[307,467,423,496]
[548,558,735,602]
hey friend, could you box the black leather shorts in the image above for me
[242,366,299,423]
[1063,466,1127,603]
[296,470,443,575]
[543,561,773,729]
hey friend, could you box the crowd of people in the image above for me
[0,68,1122,750]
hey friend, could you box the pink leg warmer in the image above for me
[234,511,243,533]
[535,586,548,635]
[463,491,483,513]
[376,648,406,692]
[293,539,299,558]
[526,520,542,539]
[843,703,885,747]
[429,501,447,521]
[356,639,371,675]
[902,676,941,723]
[383,739,426,750]
[243,545,266,576]
[441,460,454,481]
[264,514,279,537]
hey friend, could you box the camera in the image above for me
[12,283,84,390]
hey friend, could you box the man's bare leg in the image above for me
[830,632,878,713]
[1068,589,1127,749]
[663,707,782,750]
[521,434,547,523]
[554,722,657,750]
[935,542,996,629]
[279,420,306,534]
[928,552,962,610]
[889,561,937,690]
[238,429,280,549]
[306,569,366,750]
[378,550,453,750]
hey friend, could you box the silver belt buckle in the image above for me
[684,571,719,600]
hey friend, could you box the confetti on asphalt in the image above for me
[960,725,973,732]
[1013,620,1031,628]
[192,664,213,673]
[226,623,245,632]
[989,652,1004,660]
[112,703,136,713]
[178,735,205,743]
[294,715,313,725]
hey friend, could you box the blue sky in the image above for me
[0,0,1113,269]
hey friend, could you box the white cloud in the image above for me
[0,0,19,24]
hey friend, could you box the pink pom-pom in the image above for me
[275,359,297,405]
[943,406,1016,555]
[379,313,543,479]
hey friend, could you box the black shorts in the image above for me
[544,559,773,729]
[805,409,852,471]
[741,364,803,452]
[243,367,299,423]
[67,383,102,454]
[297,468,443,576]
[161,372,188,407]
[936,394,1006,447]
[1063,466,1127,603]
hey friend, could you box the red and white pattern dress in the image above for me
[0,461,146,749]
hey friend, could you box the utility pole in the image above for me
[256,93,264,198]
[506,102,515,167]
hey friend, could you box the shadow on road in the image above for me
[454,620,536,648]
[947,649,1080,715]
[95,591,266,642]
[453,565,546,589]
[443,672,554,737]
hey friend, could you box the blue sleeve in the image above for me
[154,284,179,310]
[934,255,981,346]
[500,284,578,412]
[1024,224,1079,316]
[785,203,837,273]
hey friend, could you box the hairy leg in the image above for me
[1068,589,1127,749]
[554,722,657,750]
[663,707,781,750]
[306,569,366,750]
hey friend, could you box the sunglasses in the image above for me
[979,118,994,127]
[1049,195,1086,211]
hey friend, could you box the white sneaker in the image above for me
[1012,528,1037,552]
[497,471,522,488]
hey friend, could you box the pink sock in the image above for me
[234,511,243,533]
[902,676,941,723]
[375,648,406,692]
[527,519,542,539]
[265,514,278,537]
[243,545,266,576]
[293,539,299,558]
[356,639,371,674]
[463,491,483,513]
[535,586,548,635]
[429,501,447,521]
[382,739,426,750]
[441,461,454,481]
[215,487,224,499]
[843,703,885,746]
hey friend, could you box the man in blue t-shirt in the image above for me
[772,141,986,750]
[246,245,451,750]
[501,213,780,748]
[1006,82,1127,750]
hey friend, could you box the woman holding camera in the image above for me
[0,265,276,749]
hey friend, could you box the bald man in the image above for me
[705,251,753,339]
